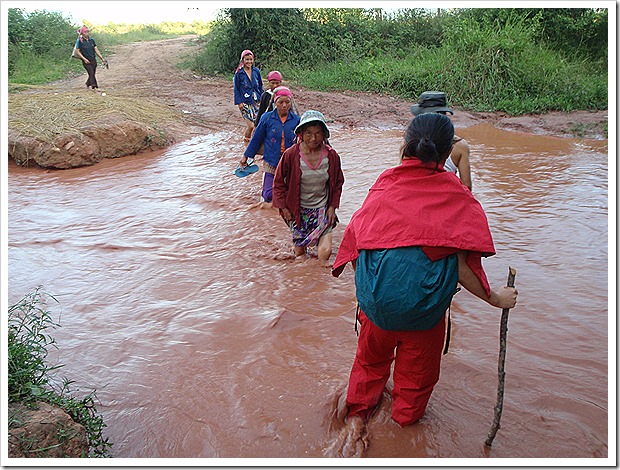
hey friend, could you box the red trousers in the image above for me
[346,311,446,426]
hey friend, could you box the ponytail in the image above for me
[402,113,454,165]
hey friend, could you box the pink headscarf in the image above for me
[267,70,283,82]
[273,86,293,102]
[236,49,254,72]
[77,26,89,42]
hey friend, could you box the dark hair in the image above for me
[401,113,454,165]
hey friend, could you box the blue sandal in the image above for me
[234,158,259,178]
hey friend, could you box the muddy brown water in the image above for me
[7,123,608,460]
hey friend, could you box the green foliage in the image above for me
[286,15,607,115]
[188,8,443,74]
[8,288,113,457]
[8,288,61,403]
[9,52,83,86]
[7,8,79,77]
[7,6,608,115]
[7,8,77,56]
[452,7,608,61]
[185,20,235,75]
[186,7,607,115]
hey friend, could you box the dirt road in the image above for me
[54,35,611,141]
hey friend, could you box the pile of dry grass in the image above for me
[8,91,181,143]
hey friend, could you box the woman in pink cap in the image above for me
[241,86,300,204]
[254,70,283,128]
[233,50,264,144]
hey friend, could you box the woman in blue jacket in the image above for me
[233,50,264,144]
[240,87,300,204]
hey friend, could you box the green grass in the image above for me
[8,51,85,87]
[8,288,113,457]
[277,37,607,115]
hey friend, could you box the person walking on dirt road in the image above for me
[73,26,108,91]
[233,49,264,145]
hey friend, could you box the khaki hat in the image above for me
[410,91,453,116]
[294,110,330,138]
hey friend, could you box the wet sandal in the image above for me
[234,158,259,177]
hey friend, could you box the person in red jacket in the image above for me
[273,110,345,263]
[330,113,517,455]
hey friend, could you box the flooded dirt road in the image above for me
[7,121,609,461]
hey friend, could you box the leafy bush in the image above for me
[8,288,113,457]
[269,9,607,115]
[453,7,608,61]
[8,8,78,59]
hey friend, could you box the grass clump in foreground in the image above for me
[8,287,112,457]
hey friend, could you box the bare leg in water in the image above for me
[324,387,371,458]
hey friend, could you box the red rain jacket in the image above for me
[332,158,495,297]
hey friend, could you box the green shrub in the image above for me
[8,288,113,457]
[184,7,607,115]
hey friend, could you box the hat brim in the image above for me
[410,104,454,116]
[294,120,330,138]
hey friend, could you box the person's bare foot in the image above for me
[324,415,369,458]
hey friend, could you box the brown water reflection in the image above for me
[7,123,608,460]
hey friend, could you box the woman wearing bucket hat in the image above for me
[233,50,264,145]
[241,86,300,204]
[273,110,345,263]
[410,91,472,190]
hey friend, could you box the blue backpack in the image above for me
[355,246,458,331]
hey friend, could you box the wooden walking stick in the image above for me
[485,266,517,447]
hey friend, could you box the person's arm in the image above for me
[241,115,267,165]
[457,251,517,309]
[328,150,345,209]
[453,139,472,190]
[255,68,264,96]
[94,45,107,65]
